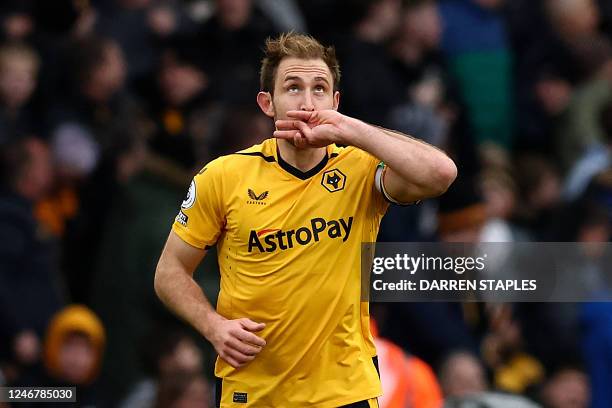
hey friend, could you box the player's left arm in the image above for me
[275,110,457,203]
[364,124,457,203]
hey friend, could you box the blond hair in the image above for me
[260,32,341,94]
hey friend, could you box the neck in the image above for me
[277,139,327,172]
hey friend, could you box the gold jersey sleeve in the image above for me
[171,139,390,407]
[172,158,227,248]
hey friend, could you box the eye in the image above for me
[314,86,325,93]
[288,84,299,93]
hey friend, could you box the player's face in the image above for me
[258,57,339,122]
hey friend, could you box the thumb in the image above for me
[294,132,308,149]
[241,318,266,332]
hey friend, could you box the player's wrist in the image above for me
[201,311,226,341]
[336,116,368,148]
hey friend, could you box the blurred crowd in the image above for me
[1,0,612,407]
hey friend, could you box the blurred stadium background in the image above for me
[1,0,611,407]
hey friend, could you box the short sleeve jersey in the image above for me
[172,138,389,407]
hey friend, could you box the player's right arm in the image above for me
[155,231,266,368]
[155,160,266,368]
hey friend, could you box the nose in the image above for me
[300,91,315,111]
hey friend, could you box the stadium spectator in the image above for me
[554,35,612,172]
[443,392,540,408]
[334,0,405,125]
[386,0,450,148]
[372,319,444,408]
[255,0,306,33]
[154,371,212,408]
[539,366,590,408]
[193,0,278,105]
[381,177,486,367]
[562,92,612,202]
[513,154,563,240]
[480,305,545,395]
[49,35,139,173]
[94,0,198,85]
[6,305,105,407]
[515,200,608,380]
[50,35,149,302]
[140,39,211,187]
[0,137,64,378]
[0,1,34,42]
[15,305,107,407]
[120,326,204,408]
[212,106,275,156]
[0,41,40,144]
[438,350,488,399]
[438,0,514,151]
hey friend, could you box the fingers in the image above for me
[292,120,312,137]
[293,133,308,149]
[235,329,267,347]
[227,337,262,356]
[275,119,312,133]
[275,119,300,130]
[219,333,264,368]
[275,117,314,141]
[273,130,300,139]
[240,318,266,332]
[286,110,314,121]
[214,318,268,368]
[217,333,262,368]
[274,119,312,140]
[226,347,255,364]
[221,347,254,368]
[273,128,310,150]
[219,352,241,368]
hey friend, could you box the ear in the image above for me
[257,92,275,118]
[333,91,340,111]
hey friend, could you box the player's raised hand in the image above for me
[209,317,266,368]
[274,110,348,148]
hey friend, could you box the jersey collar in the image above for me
[274,139,333,181]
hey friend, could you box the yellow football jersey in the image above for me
[172,138,389,407]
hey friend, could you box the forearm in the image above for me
[339,117,456,199]
[154,265,222,341]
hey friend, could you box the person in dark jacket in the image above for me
[0,137,65,378]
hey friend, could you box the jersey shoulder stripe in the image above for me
[234,151,276,162]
